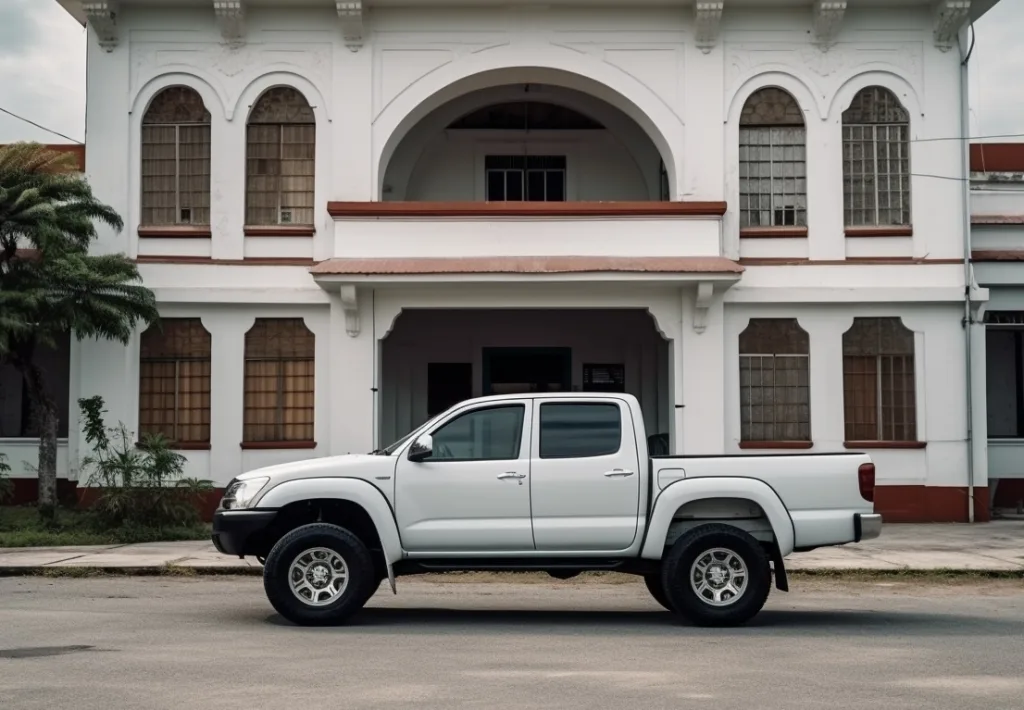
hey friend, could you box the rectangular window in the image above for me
[738,127,807,228]
[842,318,917,442]
[427,363,473,417]
[485,156,566,202]
[139,319,212,446]
[539,402,621,459]
[428,404,525,461]
[141,123,212,225]
[739,354,810,442]
[582,365,626,393]
[243,319,315,444]
[985,313,1024,439]
[245,124,316,226]
[842,123,911,227]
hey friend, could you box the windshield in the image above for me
[377,411,447,455]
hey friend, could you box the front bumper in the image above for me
[211,509,278,557]
[854,513,883,543]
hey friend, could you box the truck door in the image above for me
[394,401,535,552]
[529,398,641,551]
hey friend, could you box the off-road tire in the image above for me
[660,523,771,627]
[263,523,376,626]
[643,573,674,611]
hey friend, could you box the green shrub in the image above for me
[78,396,214,529]
[0,453,12,504]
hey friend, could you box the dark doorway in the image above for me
[483,347,571,396]
[427,363,473,416]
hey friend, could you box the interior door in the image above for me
[395,401,535,553]
[529,398,641,551]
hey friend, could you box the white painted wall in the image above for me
[8,1,976,506]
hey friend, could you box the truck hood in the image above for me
[235,453,395,487]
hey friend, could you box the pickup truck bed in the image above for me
[212,392,880,627]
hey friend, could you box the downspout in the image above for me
[958,22,977,522]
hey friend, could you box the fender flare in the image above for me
[256,478,403,591]
[640,477,796,559]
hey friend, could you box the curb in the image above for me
[1,566,1021,579]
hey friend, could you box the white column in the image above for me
[808,113,846,261]
[329,288,376,455]
[682,43,724,202]
[210,112,244,260]
[336,41,374,200]
[202,314,253,480]
[969,316,989,517]
[680,287,726,455]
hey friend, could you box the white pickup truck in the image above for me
[212,392,880,627]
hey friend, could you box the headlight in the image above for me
[221,477,270,510]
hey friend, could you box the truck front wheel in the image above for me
[262,523,377,626]
[660,523,771,627]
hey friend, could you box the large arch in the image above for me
[373,52,683,200]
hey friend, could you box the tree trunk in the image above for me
[24,364,59,522]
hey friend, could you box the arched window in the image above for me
[243,318,315,445]
[141,86,211,226]
[739,88,807,228]
[245,87,316,226]
[842,87,911,227]
[738,318,810,443]
[139,318,212,447]
[842,317,917,442]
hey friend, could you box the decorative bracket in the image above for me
[213,1,246,48]
[339,284,360,337]
[811,1,846,51]
[934,0,971,52]
[337,1,364,52]
[694,2,724,55]
[82,2,119,52]
[692,282,715,334]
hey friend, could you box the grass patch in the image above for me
[0,505,210,548]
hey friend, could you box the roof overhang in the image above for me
[311,255,743,336]
[56,1,1006,27]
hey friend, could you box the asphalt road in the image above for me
[1,575,1023,710]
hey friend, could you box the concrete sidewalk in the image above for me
[1,521,1022,574]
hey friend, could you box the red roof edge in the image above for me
[971,143,1024,173]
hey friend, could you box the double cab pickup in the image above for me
[213,392,881,627]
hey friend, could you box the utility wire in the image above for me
[0,106,83,145]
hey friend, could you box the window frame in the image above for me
[841,86,912,229]
[537,400,624,460]
[140,86,212,227]
[138,318,212,448]
[841,317,919,444]
[984,313,1024,440]
[738,318,811,445]
[418,403,528,463]
[242,318,316,446]
[484,155,567,202]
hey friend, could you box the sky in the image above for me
[1,0,1023,145]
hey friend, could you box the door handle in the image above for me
[497,472,526,480]
[604,469,635,478]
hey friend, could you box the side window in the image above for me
[427,405,525,461]
[539,403,622,459]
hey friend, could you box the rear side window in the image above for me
[539,402,622,459]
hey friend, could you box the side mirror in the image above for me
[408,433,433,462]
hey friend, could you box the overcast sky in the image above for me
[1,0,1022,144]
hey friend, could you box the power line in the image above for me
[0,107,83,145]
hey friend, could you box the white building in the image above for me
[5,0,1002,520]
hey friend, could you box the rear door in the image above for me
[528,398,641,551]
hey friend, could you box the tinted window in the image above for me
[427,405,525,461]
[539,403,621,459]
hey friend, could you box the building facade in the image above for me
[971,143,1024,515]
[8,0,1000,520]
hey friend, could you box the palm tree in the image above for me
[0,143,159,520]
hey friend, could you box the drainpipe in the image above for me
[958,23,977,522]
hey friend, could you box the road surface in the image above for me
[1,575,1022,709]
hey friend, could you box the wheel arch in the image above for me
[256,478,403,567]
[641,478,796,559]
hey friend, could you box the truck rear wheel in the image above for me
[660,523,771,627]
[263,523,377,626]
